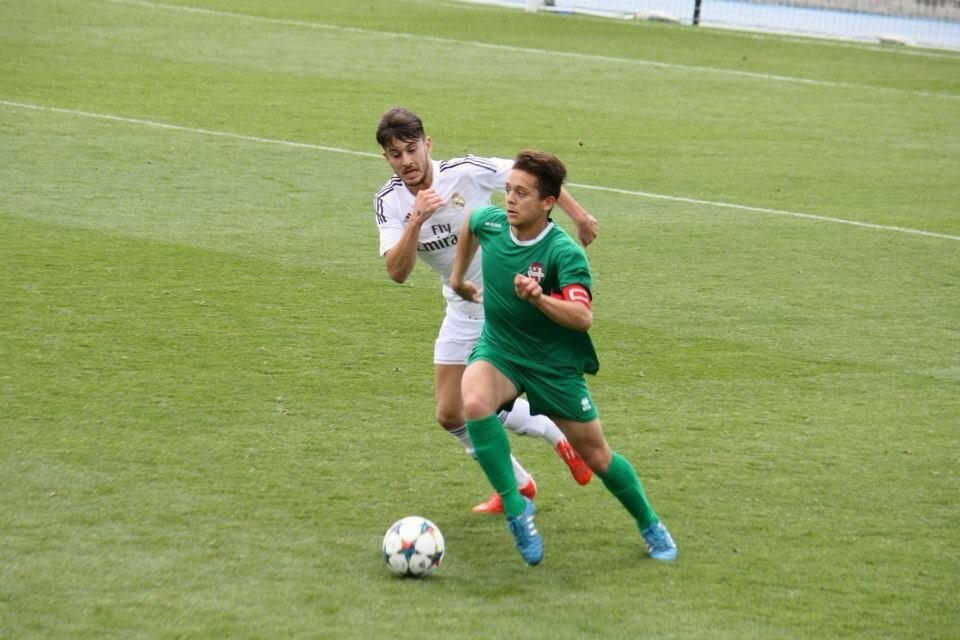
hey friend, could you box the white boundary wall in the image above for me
[512,0,960,49]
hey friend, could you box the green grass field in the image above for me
[2,0,959,637]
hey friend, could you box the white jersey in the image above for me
[374,155,511,318]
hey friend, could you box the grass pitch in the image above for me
[1,1,959,638]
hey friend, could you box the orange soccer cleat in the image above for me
[471,477,538,514]
[555,439,593,486]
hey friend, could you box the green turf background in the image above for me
[1,1,958,638]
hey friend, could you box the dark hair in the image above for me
[376,107,426,147]
[513,150,566,200]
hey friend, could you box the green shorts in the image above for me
[469,344,599,422]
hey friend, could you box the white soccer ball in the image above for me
[382,516,445,577]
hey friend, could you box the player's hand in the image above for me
[452,280,482,303]
[514,274,542,303]
[575,213,599,246]
[410,189,445,225]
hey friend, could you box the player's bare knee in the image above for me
[461,394,492,422]
[436,410,464,431]
[581,445,612,474]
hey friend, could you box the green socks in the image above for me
[466,414,525,516]
[598,452,659,531]
[464,421,657,528]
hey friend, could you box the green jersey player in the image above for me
[450,150,677,565]
[374,107,598,515]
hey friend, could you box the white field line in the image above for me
[0,100,380,160]
[3,99,959,242]
[104,0,960,101]
[567,183,960,241]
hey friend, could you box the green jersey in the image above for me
[469,206,599,375]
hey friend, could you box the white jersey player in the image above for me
[376,155,503,323]
[374,107,599,513]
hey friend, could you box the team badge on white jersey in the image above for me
[451,192,465,209]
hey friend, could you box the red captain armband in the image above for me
[549,284,592,309]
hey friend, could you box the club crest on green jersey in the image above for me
[527,262,545,283]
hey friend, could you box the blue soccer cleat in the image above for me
[641,521,677,561]
[506,497,543,566]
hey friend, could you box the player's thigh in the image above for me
[435,363,466,427]
[433,309,482,427]
[550,416,612,472]
[434,309,482,365]
[461,360,519,420]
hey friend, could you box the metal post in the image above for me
[693,0,702,25]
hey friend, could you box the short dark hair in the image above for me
[376,107,425,147]
[513,150,566,200]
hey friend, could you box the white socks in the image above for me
[447,425,474,457]
[510,455,531,487]
[449,424,531,487]
[498,397,565,447]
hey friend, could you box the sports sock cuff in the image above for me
[466,414,505,444]
[597,451,630,485]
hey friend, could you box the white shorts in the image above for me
[434,308,484,365]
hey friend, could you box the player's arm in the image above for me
[557,187,599,247]
[383,218,422,283]
[450,215,482,303]
[514,275,593,332]
[383,189,445,283]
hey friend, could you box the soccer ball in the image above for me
[382,516,445,577]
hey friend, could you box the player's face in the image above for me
[382,136,433,191]
[504,169,555,235]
